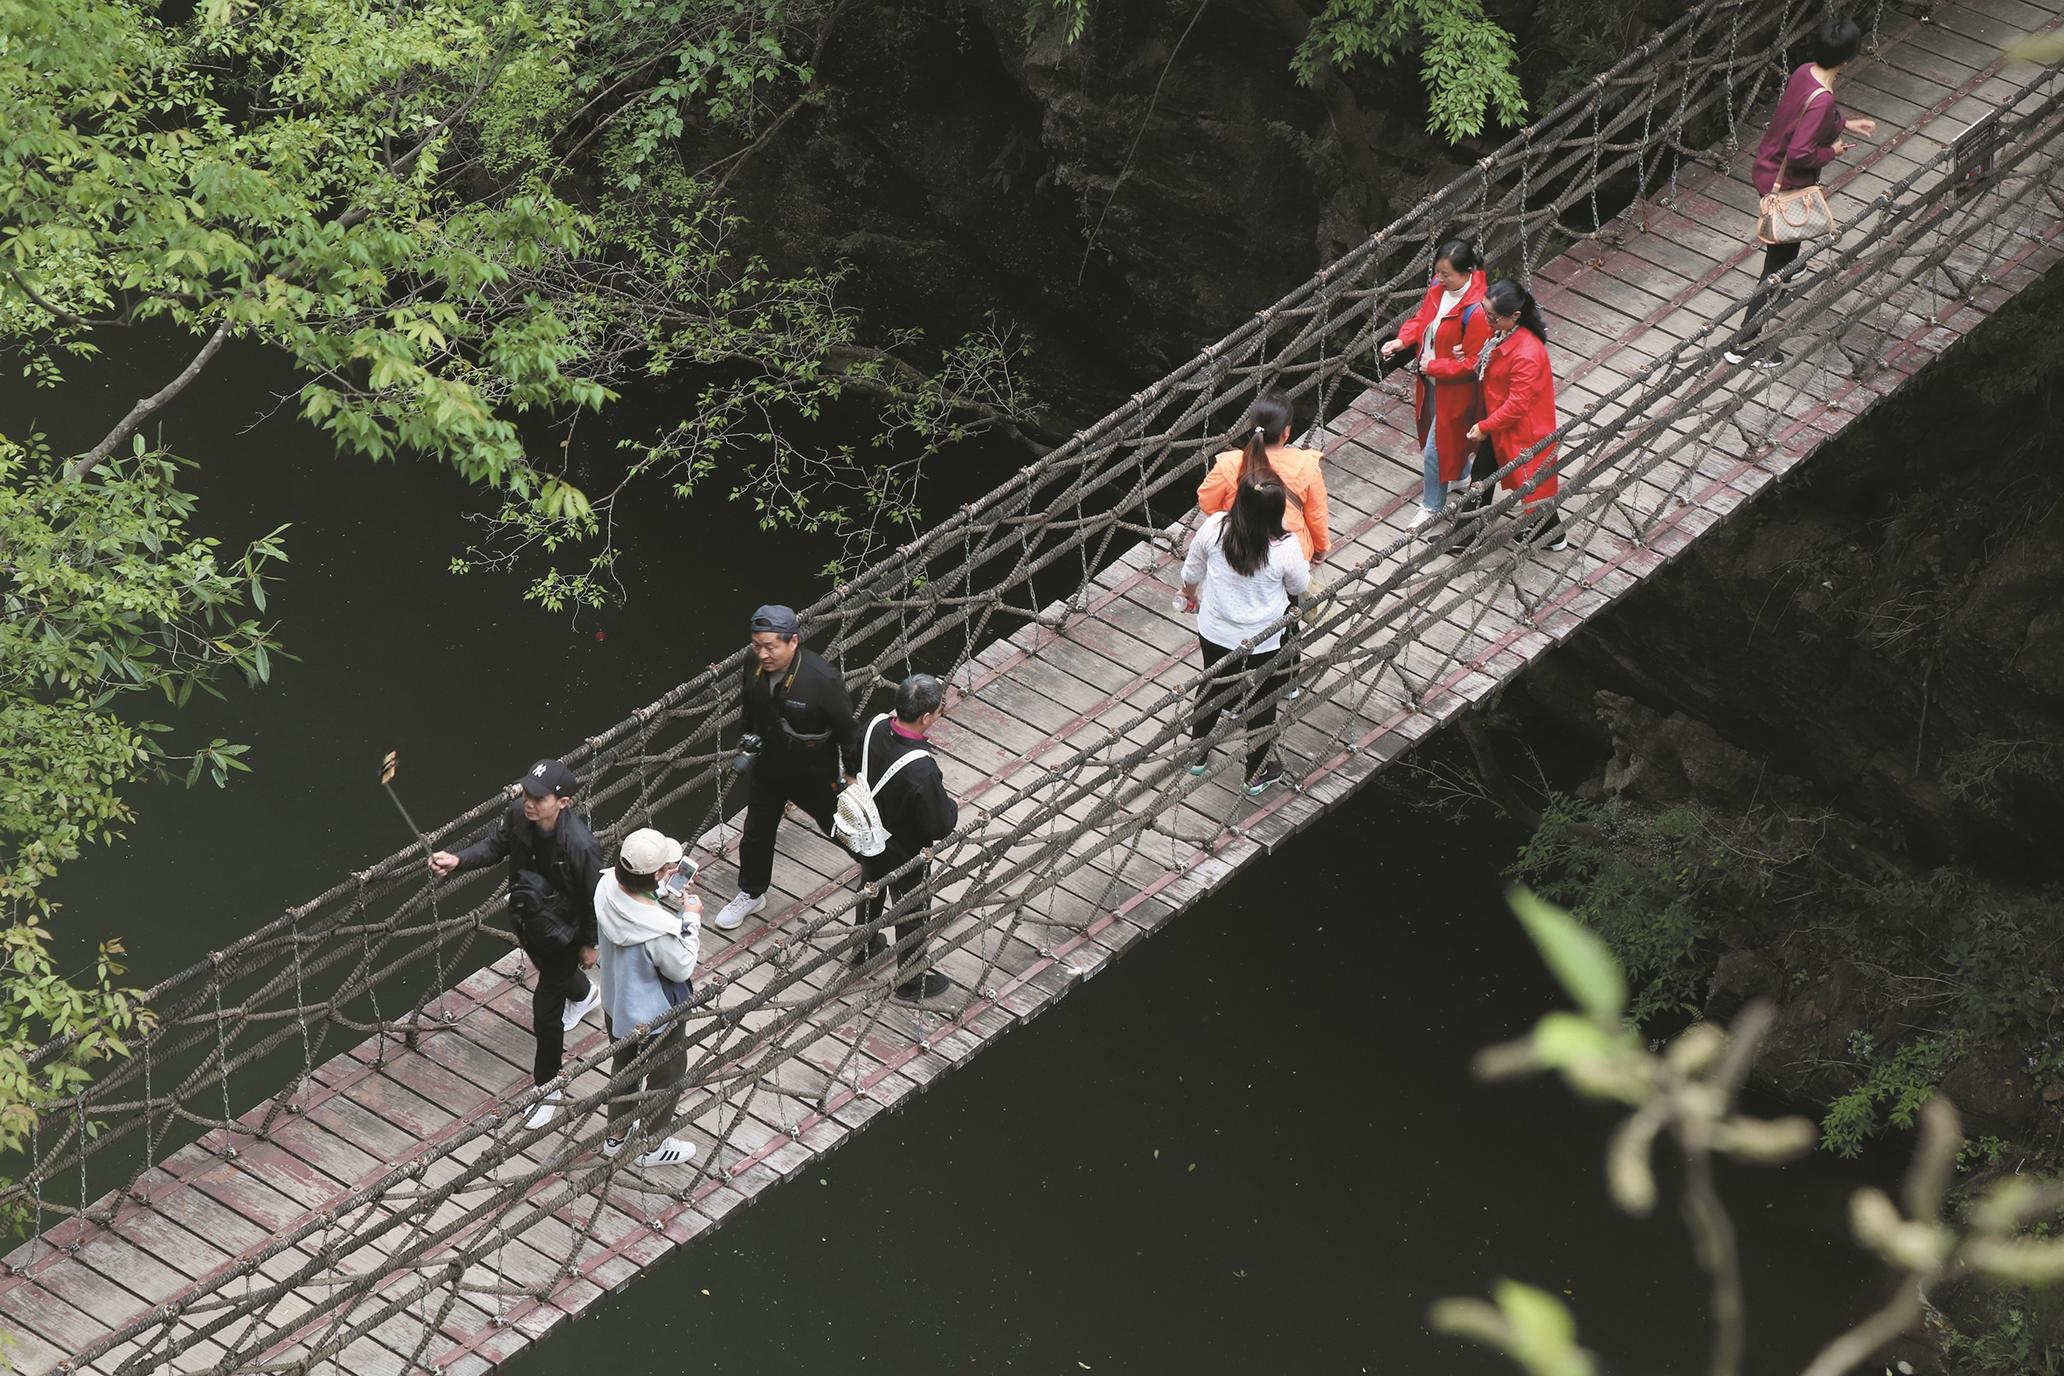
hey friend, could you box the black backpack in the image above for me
[508,870,582,956]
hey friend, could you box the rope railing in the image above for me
[8,1,2063,1369]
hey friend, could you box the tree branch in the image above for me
[7,267,119,329]
[66,321,232,482]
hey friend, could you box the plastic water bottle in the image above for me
[1171,593,1188,613]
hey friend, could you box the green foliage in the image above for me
[1293,0,1527,141]
[1026,0,1093,46]
[0,434,283,914]
[1823,1032,1966,1159]
[1519,792,2064,1168]
[1430,1279,1597,1376]
[1452,896,2064,1376]
[3,0,1040,610]
[1511,795,1803,1021]
[0,432,277,1185]
[1939,1291,2064,1376]
[1032,0,1526,143]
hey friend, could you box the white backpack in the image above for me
[832,714,932,858]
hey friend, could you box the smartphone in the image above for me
[662,858,699,896]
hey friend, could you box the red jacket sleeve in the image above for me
[1393,284,1439,350]
[1421,305,1493,381]
[1482,348,1546,439]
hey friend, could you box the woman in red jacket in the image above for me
[1463,278,1567,551]
[1379,239,1490,529]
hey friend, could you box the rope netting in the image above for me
[7,1,2063,1370]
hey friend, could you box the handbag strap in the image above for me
[1776,83,1834,188]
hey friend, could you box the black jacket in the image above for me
[858,714,959,871]
[739,646,861,776]
[450,802,602,949]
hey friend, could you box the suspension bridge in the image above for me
[5,0,2063,1370]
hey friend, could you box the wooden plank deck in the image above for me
[4,3,2063,1370]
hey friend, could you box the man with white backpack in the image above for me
[846,673,958,1001]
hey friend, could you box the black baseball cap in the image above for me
[749,604,800,635]
[520,758,578,798]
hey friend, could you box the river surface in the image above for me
[28,333,1892,1372]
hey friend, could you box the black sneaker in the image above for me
[893,971,952,1002]
[849,930,888,968]
[1244,753,1285,795]
[1747,349,1786,370]
[1519,511,1569,552]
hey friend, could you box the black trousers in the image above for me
[528,946,592,1088]
[859,853,932,973]
[736,750,841,896]
[1740,240,1803,341]
[1192,635,1292,777]
[607,1023,687,1138]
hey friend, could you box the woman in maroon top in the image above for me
[1726,17,1879,367]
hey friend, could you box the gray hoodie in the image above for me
[594,873,700,1036]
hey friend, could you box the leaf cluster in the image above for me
[1294,0,1528,142]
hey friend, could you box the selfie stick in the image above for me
[379,750,433,860]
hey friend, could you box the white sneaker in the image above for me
[524,1090,562,1131]
[561,978,601,1031]
[1407,503,1442,530]
[634,1137,695,1168]
[601,1118,640,1159]
[713,890,765,932]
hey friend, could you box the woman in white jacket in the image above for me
[594,828,700,1167]
[1179,477,1310,794]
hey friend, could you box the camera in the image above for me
[732,733,764,776]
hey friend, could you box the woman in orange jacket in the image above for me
[1462,278,1568,551]
[1197,391,1330,564]
[1380,239,1491,529]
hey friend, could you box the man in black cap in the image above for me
[429,758,604,1128]
[712,605,861,933]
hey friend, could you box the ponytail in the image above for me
[1483,277,1549,344]
[1221,477,1288,577]
[1232,391,1293,486]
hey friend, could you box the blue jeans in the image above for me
[1420,422,1446,512]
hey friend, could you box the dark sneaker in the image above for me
[893,971,952,1002]
[1244,753,1285,795]
[1747,349,1786,370]
[1519,511,1569,552]
[849,930,888,968]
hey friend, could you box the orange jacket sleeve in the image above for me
[1300,456,1331,557]
[1197,453,1236,515]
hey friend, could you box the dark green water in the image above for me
[31,336,1888,1373]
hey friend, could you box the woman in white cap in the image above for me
[593,827,700,1167]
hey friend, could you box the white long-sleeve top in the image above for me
[1180,512,1311,651]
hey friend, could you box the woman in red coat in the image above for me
[1379,239,1490,529]
[1463,278,1567,551]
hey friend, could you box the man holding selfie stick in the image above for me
[712,605,861,933]
[428,758,603,1129]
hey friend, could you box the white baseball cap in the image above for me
[619,828,685,875]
